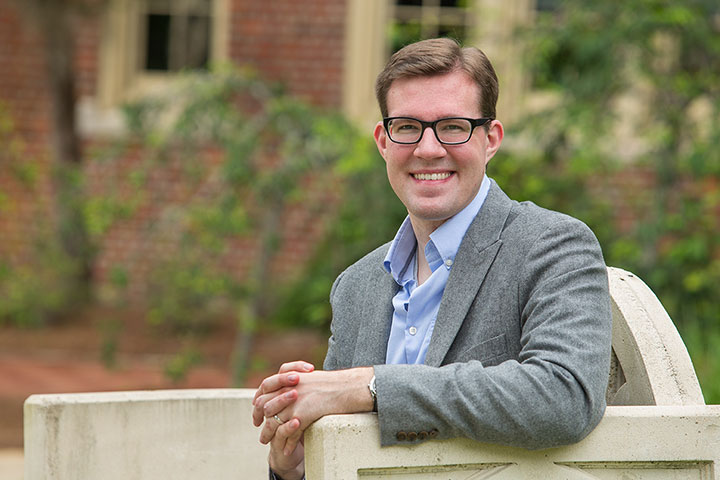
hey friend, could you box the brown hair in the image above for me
[375,38,499,120]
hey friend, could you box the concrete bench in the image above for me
[303,267,720,478]
[603,267,704,406]
[24,267,720,479]
[24,389,269,479]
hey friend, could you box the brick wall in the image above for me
[0,1,54,265]
[0,0,348,306]
[230,0,346,108]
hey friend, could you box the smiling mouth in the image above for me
[412,172,452,181]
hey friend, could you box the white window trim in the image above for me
[342,0,389,130]
[80,0,229,137]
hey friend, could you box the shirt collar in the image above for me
[383,216,417,286]
[383,175,491,284]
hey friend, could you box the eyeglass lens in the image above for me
[387,118,473,144]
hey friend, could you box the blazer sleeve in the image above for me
[372,217,612,450]
[323,270,346,371]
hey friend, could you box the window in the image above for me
[341,0,538,129]
[93,0,228,112]
[390,0,472,54]
[534,0,559,13]
[141,0,212,72]
[341,0,474,128]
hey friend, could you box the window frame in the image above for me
[97,0,228,108]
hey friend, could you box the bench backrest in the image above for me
[605,267,704,406]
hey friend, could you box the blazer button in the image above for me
[407,431,417,441]
[396,431,407,441]
[429,429,438,438]
[418,431,428,440]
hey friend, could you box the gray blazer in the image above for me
[324,179,612,450]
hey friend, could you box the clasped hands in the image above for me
[252,361,374,478]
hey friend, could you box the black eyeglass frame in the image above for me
[382,116,494,145]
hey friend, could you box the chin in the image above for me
[412,209,455,224]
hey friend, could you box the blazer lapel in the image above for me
[424,181,513,367]
[352,263,398,367]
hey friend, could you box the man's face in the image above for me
[374,70,503,236]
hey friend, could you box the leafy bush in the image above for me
[0,102,82,326]
[521,0,720,402]
[97,66,380,384]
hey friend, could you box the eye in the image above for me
[438,120,470,133]
[394,122,420,132]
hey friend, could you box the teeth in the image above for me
[413,172,452,181]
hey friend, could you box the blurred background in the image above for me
[1,0,719,472]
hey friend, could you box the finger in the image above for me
[270,417,297,450]
[253,363,312,405]
[252,376,283,405]
[268,419,303,473]
[262,416,300,447]
[252,387,292,427]
[252,372,300,405]
[283,421,305,456]
[259,414,282,444]
[278,361,315,374]
[260,410,299,444]
[252,404,263,427]
[253,372,301,404]
[263,389,298,419]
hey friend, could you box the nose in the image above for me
[413,126,446,160]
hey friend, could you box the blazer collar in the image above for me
[424,180,514,366]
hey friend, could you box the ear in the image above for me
[484,120,504,165]
[373,121,388,162]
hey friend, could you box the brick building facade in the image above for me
[1,0,691,308]
[0,0,353,302]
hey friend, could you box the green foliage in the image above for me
[99,316,121,369]
[0,102,39,188]
[683,323,720,403]
[83,195,138,239]
[521,0,720,402]
[389,21,423,53]
[164,347,204,384]
[0,102,81,326]
[273,139,406,330]
[0,241,80,327]
[147,255,238,334]
[99,66,378,383]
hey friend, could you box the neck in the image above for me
[410,216,444,286]
[415,243,432,285]
[409,216,443,251]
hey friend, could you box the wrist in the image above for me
[346,366,375,413]
[268,452,305,480]
[270,468,305,480]
[368,374,378,412]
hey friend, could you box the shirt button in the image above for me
[408,326,417,335]
[445,259,453,267]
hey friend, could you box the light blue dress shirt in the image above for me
[383,175,491,365]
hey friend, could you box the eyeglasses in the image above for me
[383,116,493,145]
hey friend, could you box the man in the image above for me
[252,38,612,480]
